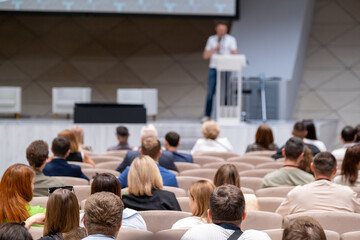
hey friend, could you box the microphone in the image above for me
[217,36,222,53]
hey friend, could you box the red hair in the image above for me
[0,164,34,224]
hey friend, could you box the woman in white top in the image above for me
[172,180,215,229]
[333,145,360,186]
[191,120,233,155]
[303,120,327,152]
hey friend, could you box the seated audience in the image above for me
[58,129,95,167]
[181,185,270,240]
[191,120,234,155]
[263,137,314,188]
[82,192,124,240]
[282,216,326,240]
[26,140,64,197]
[165,131,193,163]
[272,122,320,159]
[118,137,178,188]
[122,156,181,211]
[0,164,46,225]
[172,180,215,229]
[297,145,314,175]
[333,145,360,186]
[276,152,360,216]
[71,125,92,152]
[107,126,132,151]
[0,222,33,240]
[302,119,327,151]
[214,164,259,211]
[116,124,178,173]
[355,124,360,143]
[246,124,277,152]
[331,126,357,159]
[43,136,89,181]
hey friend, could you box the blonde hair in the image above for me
[140,124,158,138]
[127,156,163,196]
[202,120,220,140]
[58,129,79,153]
[189,180,215,223]
[71,126,84,145]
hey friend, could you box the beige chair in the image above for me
[169,170,179,176]
[180,169,217,181]
[193,156,224,165]
[68,161,94,169]
[196,151,240,160]
[242,211,282,230]
[241,187,255,194]
[174,162,201,172]
[177,197,191,212]
[257,197,285,212]
[82,168,120,180]
[351,186,360,197]
[239,169,275,178]
[263,229,283,240]
[116,228,153,240]
[325,230,340,240]
[103,150,129,158]
[30,196,48,208]
[80,199,86,210]
[29,227,43,239]
[341,231,360,240]
[155,229,189,240]
[244,150,276,157]
[256,186,295,198]
[83,150,99,157]
[203,162,255,172]
[51,176,89,185]
[240,177,263,192]
[227,156,274,166]
[91,156,123,164]
[256,162,283,169]
[163,186,186,198]
[73,185,91,203]
[176,176,210,193]
[96,161,123,170]
[139,210,192,233]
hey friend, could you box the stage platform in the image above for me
[0,118,338,176]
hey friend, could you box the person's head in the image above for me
[140,124,158,139]
[213,164,241,188]
[128,156,163,197]
[51,136,71,158]
[283,137,305,162]
[292,122,307,139]
[116,126,129,143]
[189,180,215,222]
[83,192,124,238]
[71,126,84,145]
[209,185,245,226]
[215,22,228,37]
[202,120,220,140]
[282,216,326,240]
[91,173,121,197]
[341,145,360,185]
[302,120,317,140]
[26,140,49,169]
[355,124,360,142]
[140,136,161,161]
[255,124,275,149]
[165,131,180,149]
[0,164,34,224]
[44,189,80,236]
[298,145,314,175]
[58,129,79,153]
[311,152,337,179]
[0,222,33,240]
[341,126,356,143]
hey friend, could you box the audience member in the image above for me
[0,222,33,240]
[26,140,64,197]
[165,131,193,163]
[172,180,215,229]
[0,164,46,224]
[116,124,178,173]
[71,125,92,152]
[191,120,233,155]
[181,185,270,240]
[333,145,360,186]
[246,124,277,152]
[118,137,178,188]
[58,129,95,167]
[282,216,326,240]
[83,192,124,240]
[107,126,132,151]
[331,126,357,159]
[355,124,360,143]
[276,152,360,216]
[43,137,89,181]
[122,156,181,211]
[302,119,327,151]
[263,137,314,188]
[297,145,314,175]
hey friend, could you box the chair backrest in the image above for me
[103,150,129,158]
[155,229,189,240]
[176,176,211,194]
[82,168,120,180]
[244,150,276,157]
[241,187,255,194]
[180,169,218,181]
[341,231,360,240]
[116,228,153,240]
[192,156,224,165]
[174,162,201,172]
[139,210,192,233]
[351,186,360,197]
[83,150,99,157]
[96,161,123,170]
[257,197,285,212]
[29,227,43,239]
[239,169,275,178]
[256,162,283,169]
[91,156,123,164]
[196,152,240,160]
[227,156,274,166]
[73,185,91,203]
[163,186,186,198]
[203,162,255,172]
[242,211,282,230]
[263,229,283,240]
[256,186,295,198]
[30,196,48,208]
[240,177,263,191]
[177,197,190,212]
[51,176,89,185]
[68,161,94,169]
[325,230,340,240]
[80,199,86,210]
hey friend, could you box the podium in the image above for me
[213,54,247,124]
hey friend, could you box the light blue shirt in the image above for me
[82,234,114,239]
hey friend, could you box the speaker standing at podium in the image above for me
[202,22,238,122]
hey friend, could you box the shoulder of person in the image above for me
[241,230,271,240]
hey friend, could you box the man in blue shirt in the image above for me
[118,136,178,188]
[165,131,193,163]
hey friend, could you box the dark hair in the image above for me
[313,152,337,177]
[355,124,360,143]
[141,137,161,160]
[282,216,326,240]
[284,137,305,161]
[213,164,240,188]
[341,145,360,185]
[116,126,129,137]
[0,222,33,240]
[26,140,49,168]
[302,120,317,140]
[209,185,244,225]
[293,122,306,132]
[165,131,180,147]
[91,173,121,197]
[341,126,355,142]
[52,136,70,157]
[255,124,275,149]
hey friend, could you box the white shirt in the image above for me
[205,34,237,68]
[171,216,207,229]
[191,138,234,155]
[331,143,357,159]
[303,138,327,152]
[181,224,271,240]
